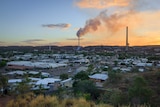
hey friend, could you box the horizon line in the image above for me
[0,45,160,47]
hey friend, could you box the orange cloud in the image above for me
[75,0,130,9]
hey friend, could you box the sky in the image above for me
[0,0,160,46]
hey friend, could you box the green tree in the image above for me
[99,89,129,106]
[73,71,89,81]
[0,74,8,95]
[131,67,139,72]
[109,89,125,107]
[73,80,99,100]
[87,64,94,74]
[128,76,153,106]
[114,61,118,66]
[60,73,68,80]
[108,71,122,83]
[15,77,31,95]
[0,60,6,68]
[99,91,112,104]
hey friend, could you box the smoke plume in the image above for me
[77,10,132,37]
[77,18,101,37]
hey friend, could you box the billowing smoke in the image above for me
[77,18,101,37]
[99,10,129,32]
[77,10,133,37]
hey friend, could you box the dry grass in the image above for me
[29,95,59,107]
[6,93,151,107]
[61,98,95,107]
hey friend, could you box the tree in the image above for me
[87,64,94,74]
[99,91,112,104]
[128,76,153,106]
[109,89,128,107]
[73,71,89,81]
[60,73,68,80]
[73,80,99,100]
[0,60,6,68]
[16,82,30,95]
[0,74,8,95]
[99,89,129,106]
[114,61,118,66]
[15,77,31,95]
[108,71,122,83]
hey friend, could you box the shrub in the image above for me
[128,76,153,105]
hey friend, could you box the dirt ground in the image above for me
[0,95,13,107]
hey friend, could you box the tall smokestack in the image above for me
[126,26,129,51]
[78,36,80,47]
[49,45,51,51]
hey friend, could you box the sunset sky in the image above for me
[0,0,160,46]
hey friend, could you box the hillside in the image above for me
[103,70,160,106]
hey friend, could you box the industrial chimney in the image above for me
[126,26,129,51]
[49,45,51,51]
[78,36,80,47]
[76,36,81,51]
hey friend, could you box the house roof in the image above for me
[76,66,88,72]
[28,71,39,75]
[36,78,61,85]
[8,79,22,83]
[7,71,26,75]
[61,78,72,83]
[7,61,67,68]
[29,77,41,81]
[73,59,90,63]
[89,73,108,81]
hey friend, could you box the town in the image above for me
[0,45,160,106]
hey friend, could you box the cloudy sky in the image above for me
[0,0,160,46]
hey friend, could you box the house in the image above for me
[28,77,42,86]
[138,68,145,72]
[6,65,33,70]
[29,77,41,82]
[6,70,26,76]
[8,79,22,84]
[75,66,88,74]
[141,58,148,63]
[89,73,108,82]
[8,79,22,89]
[61,78,73,88]
[89,73,108,87]
[36,78,60,85]
[157,64,160,67]
[27,71,39,75]
[7,61,67,69]
[146,63,153,67]
[136,62,153,67]
[72,58,90,64]
[120,67,132,72]
[136,63,146,67]
[112,67,120,71]
[32,78,61,90]
[41,72,50,77]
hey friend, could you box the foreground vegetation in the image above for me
[1,70,160,107]
[5,93,151,107]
